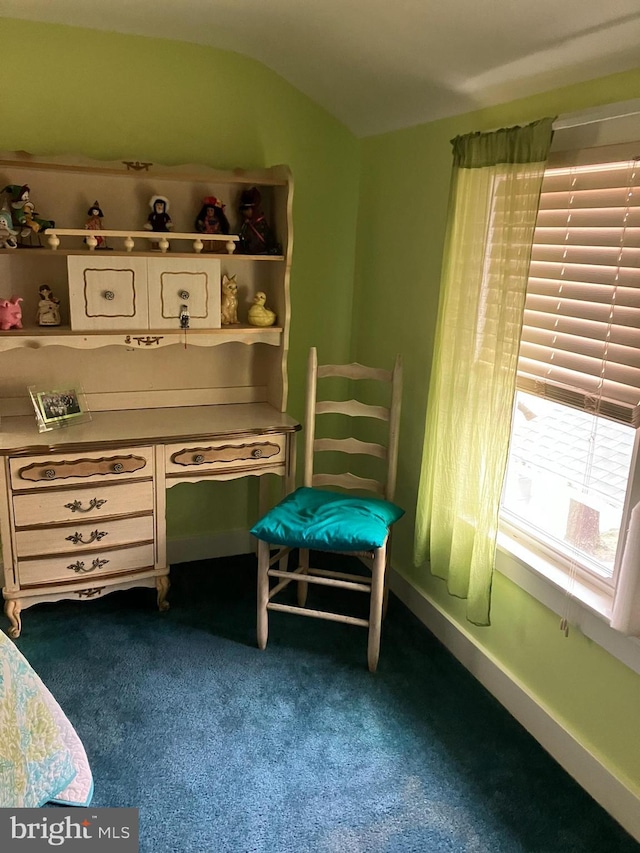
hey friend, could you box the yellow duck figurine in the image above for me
[248,291,276,327]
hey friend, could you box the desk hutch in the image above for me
[0,151,299,638]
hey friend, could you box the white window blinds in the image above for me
[517,153,640,427]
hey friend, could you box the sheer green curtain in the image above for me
[414,119,554,625]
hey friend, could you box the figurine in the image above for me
[220,274,239,325]
[1,184,55,247]
[84,201,110,249]
[0,207,18,249]
[195,196,230,251]
[144,195,173,232]
[236,187,280,255]
[36,284,61,326]
[0,296,23,330]
[248,291,276,327]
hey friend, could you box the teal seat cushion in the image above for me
[250,487,404,551]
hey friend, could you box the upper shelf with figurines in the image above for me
[0,153,288,259]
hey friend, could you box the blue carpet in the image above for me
[12,554,640,853]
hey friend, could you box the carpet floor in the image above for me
[12,554,640,853]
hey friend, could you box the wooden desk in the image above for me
[0,404,300,638]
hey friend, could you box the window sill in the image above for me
[496,529,640,676]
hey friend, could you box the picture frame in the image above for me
[29,384,92,433]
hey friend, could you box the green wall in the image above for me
[0,18,360,536]
[356,69,640,796]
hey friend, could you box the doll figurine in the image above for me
[84,201,110,250]
[236,187,280,255]
[144,195,173,232]
[195,196,230,235]
[2,184,55,247]
[36,284,61,326]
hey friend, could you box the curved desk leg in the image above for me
[156,575,170,612]
[5,599,22,639]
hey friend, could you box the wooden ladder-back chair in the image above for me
[251,347,403,672]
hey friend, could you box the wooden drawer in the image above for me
[13,480,154,527]
[10,446,154,491]
[165,434,286,476]
[15,515,154,558]
[18,543,155,587]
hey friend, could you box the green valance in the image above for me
[451,117,555,168]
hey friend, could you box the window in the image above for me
[500,148,640,594]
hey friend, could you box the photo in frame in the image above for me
[29,384,92,433]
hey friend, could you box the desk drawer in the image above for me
[18,543,155,587]
[13,481,154,527]
[15,515,154,558]
[10,447,154,490]
[165,435,286,476]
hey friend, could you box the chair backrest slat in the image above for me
[304,348,403,499]
[314,437,387,459]
[312,472,385,495]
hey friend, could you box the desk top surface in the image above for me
[0,404,300,456]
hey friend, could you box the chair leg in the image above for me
[297,547,309,606]
[367,545,386,673]
[257,539,270,650]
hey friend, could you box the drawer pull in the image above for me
[65,497,108,513]
[113,463,124,473]
[44,468,56,479]
[67,557,109,574]
[77,587,105,598]
[194,454,205,464]
[104,290,115,301]
[251,448,263,458]
[65,529,108,546]
[179,289,190,300]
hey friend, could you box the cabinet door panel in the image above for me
[147,257,221,329]
[68,256,149,330]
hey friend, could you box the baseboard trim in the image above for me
[167,530,254,564]
[389,567,640,843]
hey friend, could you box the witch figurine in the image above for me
[84,201,110,249]
[144,195,173,232]
[236,187,280,255]
[2,184,55,247]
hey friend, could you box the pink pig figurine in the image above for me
[0,296,23,330]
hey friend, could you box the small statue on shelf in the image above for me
[0,295,23,330]
[1,184,55,247]
[84,201,111,250]
[236,187,280,255]
[220,274,239,325]
[0,206,18,249]
[195,196,230,252]
[36,284,61,327]
[144,195,173,233]
[248,291,276,327]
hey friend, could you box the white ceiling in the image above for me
[2,0,640,136]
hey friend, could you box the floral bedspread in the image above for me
[0,630,93,807]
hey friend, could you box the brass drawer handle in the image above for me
[193,454,205,464]
[251,448,263,458]
[112,462,124,473]
[179,289,190,300]
[67,557,109,574]
[104,290,115,301]
[44,468,56,479]
[66,529,108,546]
[65,497,108,513]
